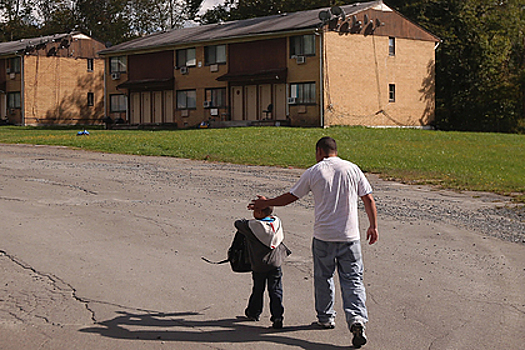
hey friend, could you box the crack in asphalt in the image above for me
[25,178,99,195]
[0,196,26,202]
[0,249,97,324]
[1,249,207,326]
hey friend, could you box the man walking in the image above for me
[249,136,378,348]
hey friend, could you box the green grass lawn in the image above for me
[1,126,523,202]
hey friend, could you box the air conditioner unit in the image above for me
[10,73,16,80]
[111,72,121,80]
[180,66,188,75]
[6,68,10,74]
[296,56,306,64]
[287,97,297,104]
[203,101,211,108]
[210,64,219,72]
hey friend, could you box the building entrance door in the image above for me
[231,86,243,121]
[259,84,272,119]
[141,92,151,124]
[0,93,5,119]
[130,92,140,124]
[164,90,174,123]
[273,84,286,120]
[245,85,257,121]
[230,84,287,121]
[153,91,163,123]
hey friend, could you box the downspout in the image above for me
[125,84,129,124]
[103,57,107,124]
[16,53,25,125]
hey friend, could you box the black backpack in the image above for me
[202,231,252,273]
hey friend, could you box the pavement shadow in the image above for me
[79,310,353,349]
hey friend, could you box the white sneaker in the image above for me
[350,322,367,348]
[317,319,335,329]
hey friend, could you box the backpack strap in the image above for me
[201,256,229,264]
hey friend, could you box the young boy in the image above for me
[234,206,289,329]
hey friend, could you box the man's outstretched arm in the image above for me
[249,193,299,210]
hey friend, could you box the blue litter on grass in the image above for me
[77,130,90,136]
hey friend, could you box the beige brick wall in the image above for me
[106,66,127,121]
[24,55,104,125]
[287,38,322,127]
[323,32,435,127]
[174,46,228,127]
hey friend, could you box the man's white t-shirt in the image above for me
[290,156,373,242]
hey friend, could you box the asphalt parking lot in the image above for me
[1,144,523,350]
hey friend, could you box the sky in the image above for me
[199,0,224,14]
[0,0,226,32]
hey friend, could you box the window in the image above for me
[389,84,396,102]
[290,34,315,57]
[204,45,226,65]
[87,58,94,72]
[290,83,316,104]
[7,92,21,108]
[389,37,395,56]
[110,56,127,73]
[110,94,127,112]
[205,88,226,108]
[8,57,21,73]
[87,92,94,106]
[177,90,197,109]
[176,48,196,68]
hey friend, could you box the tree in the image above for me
[0,0,41,40]
[503,0,525,132]
[38,0,79,36]
[75,0,132,46]
[1,0,204,45]
[200,0,339,24]
[124,0,204,36]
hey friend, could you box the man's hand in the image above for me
[248,195,268,210]
[366,227,378,245]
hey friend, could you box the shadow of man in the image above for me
[80,310,355,349]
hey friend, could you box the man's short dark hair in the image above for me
[316,136,337,154]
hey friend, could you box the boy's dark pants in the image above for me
[246,267,284,321]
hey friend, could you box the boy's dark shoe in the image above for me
[272,318,283,329]
[350,322,367,348]
[316,319,335,329]
[244,310,260,321]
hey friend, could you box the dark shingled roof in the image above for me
[99,1,385,55]
[0,33,73,56]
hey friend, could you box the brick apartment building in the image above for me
[99,0,439,128]
[0,32,106,126]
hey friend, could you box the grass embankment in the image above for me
[0,126,523,202]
